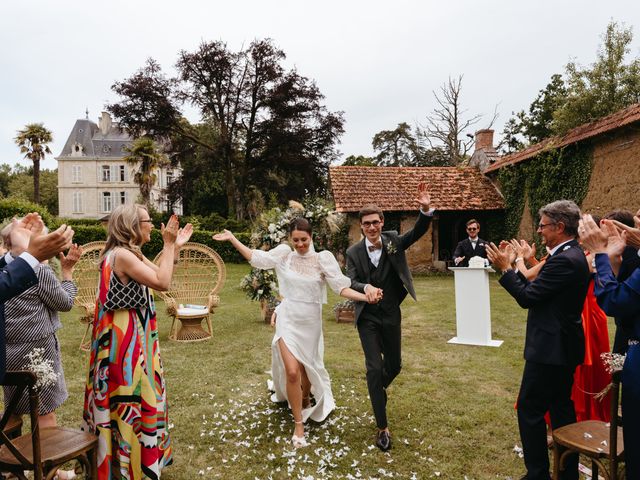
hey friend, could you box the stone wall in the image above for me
[581,127,640,215]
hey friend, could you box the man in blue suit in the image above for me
[579,213,640,480]
[0,213,74,381]
[487,200,589,480]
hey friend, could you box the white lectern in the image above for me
[447,267,502,347]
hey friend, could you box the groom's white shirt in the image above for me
[365,238,383,268]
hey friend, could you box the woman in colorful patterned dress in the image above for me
[82,204,192,480]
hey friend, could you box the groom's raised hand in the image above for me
[414,179,432,211]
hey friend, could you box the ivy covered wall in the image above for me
[495,143,594,239]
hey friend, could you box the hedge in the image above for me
[71,225,251,264]
[0,197,55,226]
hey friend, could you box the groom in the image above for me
[346,181,433,451]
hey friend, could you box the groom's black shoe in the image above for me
[376,430,391,451]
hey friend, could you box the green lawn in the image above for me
[51,265,544,479]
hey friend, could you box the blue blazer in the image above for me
[0,256,39,381]
[594,253,640,340]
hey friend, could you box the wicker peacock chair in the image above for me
[73,241,106,352]
[153,242,226,342]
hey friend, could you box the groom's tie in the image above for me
[368,241,382,252]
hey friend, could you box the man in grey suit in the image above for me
[346,181,433,451]
[0,213,74,381]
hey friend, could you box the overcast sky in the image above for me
[1,0,639,170]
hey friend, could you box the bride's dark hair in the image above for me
[288,217,312,235]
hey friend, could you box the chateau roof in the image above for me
[58,117,132,159]
[329,166,504,212]
[485,102,640,173]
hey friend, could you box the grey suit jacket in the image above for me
[346,211,432,323]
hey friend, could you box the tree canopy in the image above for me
[500,21,640,151]
[107,39,344,219]
[14,123,52,205]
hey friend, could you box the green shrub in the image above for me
[0,197,54,226]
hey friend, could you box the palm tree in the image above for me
[123,137,166,207]
[14,123,53,204]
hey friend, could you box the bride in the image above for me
[213,217,378,447]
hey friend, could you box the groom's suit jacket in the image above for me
[346,212,432,324]
[499,239,589,367]
[0,256,39,381]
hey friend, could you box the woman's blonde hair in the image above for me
[101,204,148,261]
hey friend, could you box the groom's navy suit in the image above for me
[499,239,589,480]
[346,211,432,430]
[0,256,38,381]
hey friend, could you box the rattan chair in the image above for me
[73,241,106,352]
[552,371,624,479]
[0,371,98,480]
[153,242,226,342]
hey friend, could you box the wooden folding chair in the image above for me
[0,371,98,479]
[552,371,624,479]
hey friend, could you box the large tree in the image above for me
[108,39,344,219]
[123,137,167,207]
[14,123,52,204]
[6,166,59,214]
[423,76,482,165]
[554,21,640,133]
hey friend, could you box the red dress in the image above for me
[571,278,611,422]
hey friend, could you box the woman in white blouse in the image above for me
[214,217,377,447]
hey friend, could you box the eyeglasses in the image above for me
[140,219,154,224]
[361,220,381,228]
[537,222,555,229]
[467,227,478,231]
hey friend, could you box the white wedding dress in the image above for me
[250,243,351,422]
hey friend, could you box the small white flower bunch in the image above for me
[386,241,398,255]
[600,352,626,374]
[24,347,59,391]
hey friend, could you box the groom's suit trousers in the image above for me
[358,252,404,430]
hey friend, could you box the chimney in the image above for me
[474,129,494,151]
[98,112,112,136]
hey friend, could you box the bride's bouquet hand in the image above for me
[212,229,235,242]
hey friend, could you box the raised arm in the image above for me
[114,215,180,291]
[212,229,253,262]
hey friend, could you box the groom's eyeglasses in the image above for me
[362,220,381,228]
[467,227,477,231]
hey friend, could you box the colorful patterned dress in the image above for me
[82,250,172,479]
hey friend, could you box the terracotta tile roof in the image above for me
[329,166,504,212]
[485,102,640,173]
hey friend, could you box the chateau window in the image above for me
[72,165,82,183]
[72,192,83,213]
[119,191,127,205]
[166,170,174,187]
[119,165,126,182]
[101,165,111,182]
[102,192,112,213]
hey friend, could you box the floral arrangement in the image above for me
[385,240,397,255]
[252,198,345,251]
[332,299,355,313]
[24,347,59,391]
[240,268,279,303]
[600,352,626,374]
[241,198,346,305]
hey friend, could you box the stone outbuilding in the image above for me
[329,166,504,272]
[483,102,640,238]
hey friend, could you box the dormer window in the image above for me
[70,142,84,157]
[102,144,111,154]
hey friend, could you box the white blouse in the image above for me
[250,244,350,304]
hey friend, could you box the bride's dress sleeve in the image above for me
[318,250,351,294]
[250,243,292,270]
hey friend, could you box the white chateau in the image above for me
[56,112,182,218]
